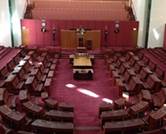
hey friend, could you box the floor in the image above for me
[49,58,119,134]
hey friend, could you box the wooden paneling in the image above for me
[21,19,139,48]
[84,30,101,49]
[60,30,101,49]
[61,30,77,49]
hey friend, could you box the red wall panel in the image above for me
[21,19,139,48]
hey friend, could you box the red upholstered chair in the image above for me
[114,98,126,109]
[125,76,143,95]
[125,52,134,62]
[152,89,166,108]
[139,67,153,82]
[118,64,126,75]
[142,56,150,65]
[4,74,22,94]
[24,76,38,93]
[144,74,162,93]
[148,61,156,72]
[7,60,16,72]
[141,90,152,103]
[128,57,137,67]
[155,66,164,80]
[123,69,136,83]
[0,124,6,134]
[0,66,9,79]
[134,61,146,74]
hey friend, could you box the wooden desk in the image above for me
[44,78,52,88]
[58,102,74,112]
[17,131,35,134]
[22,101,44,116]
[114,98,126,109]
[24,76,38,91]
[44,98,58,109]
[146,74,161,92]
[31,119,74,133]
[19,90,29,102]
[141,90,152,102]
[104,118,145,133]
[45,110,74,122]
[99,103,113,116]
[0,105,25,125]
[101,109,128,124]
[149,106,166,129]
[129,101,149,116]
[4,74,21,94]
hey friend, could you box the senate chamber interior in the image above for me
[0,0,166,134]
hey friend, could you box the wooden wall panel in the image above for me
[61,30,77,49]
[84,30,101,49]
[61,30,101,49]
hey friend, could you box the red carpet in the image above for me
[49,58,119,133]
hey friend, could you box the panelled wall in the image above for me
[21,19,139,48]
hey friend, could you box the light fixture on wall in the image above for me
[104,25,109,47]
[114,21,120,34]
[41,18,47,32]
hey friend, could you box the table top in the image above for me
[23,101,43,114]
[73,56,92,67]
[114,98,126,106]
[0,105,25,123]
[130,101,149,114]
[44,98,58,107]
[150,106,166,120]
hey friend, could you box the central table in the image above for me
[71,54,94,80]
[73,56,92,67]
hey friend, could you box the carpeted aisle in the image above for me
[49,58,119,133]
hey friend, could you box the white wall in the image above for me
[0,0,27,47]
[131,0,148,48]
[0,0,12,47]
[12,0,27,46]
[148,0,166,48]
